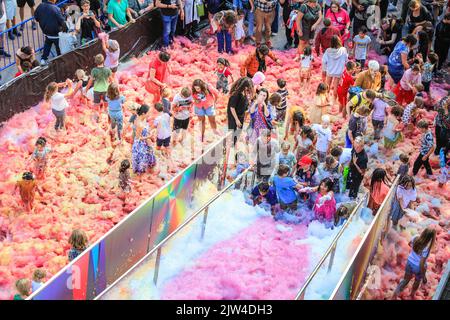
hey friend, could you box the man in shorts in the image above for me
[18,0,36,30]
[6,0,21,40]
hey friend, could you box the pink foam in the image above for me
[161,217,310,300]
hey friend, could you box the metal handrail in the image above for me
[294,193,368,300]
[94,165,256,300]
[27,132,232,300]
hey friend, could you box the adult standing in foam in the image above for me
[156,0,184,48]
[0,0,11,59]
[17,0,36,31]
[354,60,381,91]
[387,34,417,84]
[254,129,280,182]
[227,77,254,146]
[233,0,255,41]
[212,9,237,54]
[296,0,322,55]
[145,51,171,103]
[107,0,135,29]
[253,0,277,47]
[34,0,66,64]
[346,136,367,199]
[240,44,281,78]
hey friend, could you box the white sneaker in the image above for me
[40,59,48,65]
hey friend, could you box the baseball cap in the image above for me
[298,155,312,167]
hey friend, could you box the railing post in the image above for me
[200,206,209,240]
[153,247,162,285]
[298,290,306,300]
[327,242,337,273]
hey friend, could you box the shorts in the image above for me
[6,0,17,19]
[0,22,5,32]
[17,0,35,8]
[156,137,171,147]
[405,260,427,280]
[173,118,190,131]
[93,91,106,104]
[195,106,215,117]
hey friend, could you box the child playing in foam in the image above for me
[412,120,436,179]
[44,80,74,133]
[368,168,391,214]
[390,175,418,228]
[383,105,404,150]
[32,269,46,293]
[267,92,282,126]
[85,54,112,115]
[234,9,245,48]
[13,279,31,300]
[72,69,90,102]
[251,181,278,215]
[309,83,331,124]
[172,87,193,146]
[275,79,289,123]
[337,61,356,118]
[101,35,120,78]
[401,95,424,138]
[273,164,304,212]
[318,155,342,194]
[392,227,436,299]
[118,159,132,193]
[229,151,250,180]
[14,172,43,212]
[68,229,89,262]
[294,45,314,90]
[28,137,51,180]
[132,104,156,174]
[300,177,337,227]
[397,153,410,176]
[311,115,332,163]
[276,142,296,176]
[192,79,220,142]
[215,57,234,94]
[105,83,125,141]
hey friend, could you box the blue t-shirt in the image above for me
[272,175,298,204]
[251,185,278,206]
[106,95,125,114]
[388,41,409,69]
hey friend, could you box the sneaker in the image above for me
[20,24,24,31]
[284,43,292,50]
[8,31,15,40]
[0,49,11,58]
[271,32,278,36]
[32,21,37,30]
[40,59,48,65]
[13,29,22,37]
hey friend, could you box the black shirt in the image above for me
[349,148,368,180]
[80,13,97,40]
[348,115,365,139]
[407,6,432,32]
[160,0,179,16]
[227,92,248,130]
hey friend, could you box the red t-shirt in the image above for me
[217,66,232,77]
[148,57,168,83]
[325,8,350,33]
[337,69,354,96]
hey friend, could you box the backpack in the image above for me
[348,86,363,100]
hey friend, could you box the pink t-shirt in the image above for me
[325,8,350,33]
[400,68,422,91]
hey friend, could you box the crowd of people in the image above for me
[5,0,450,300]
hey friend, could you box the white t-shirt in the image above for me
[353,35,371,60]
[154,113,171,140]
[172,94,193,120]
[51,92,69,111]
[339,148,352,166]
[311,124,332,153]
[300,54,313,69]
[105,49,120,68]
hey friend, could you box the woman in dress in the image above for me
[296,0,322,55]
[132,104,156,174]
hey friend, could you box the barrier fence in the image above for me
[27,132,232,300]
[330,176,400,300]
[0,0,71,73]
[95,163,257,300]
[294,193,368,300]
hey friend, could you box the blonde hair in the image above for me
[69,229,88,251]
[45,82,58,102]
[33,269,46,282]
[75,69,86,80]
[15,279,31,297]
[162,87,172,98]
[94,54,104,65]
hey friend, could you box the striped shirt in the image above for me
[402,102,415,124]
[277,88,289,110]
[254,0,276,12]
[420,131,434,155]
